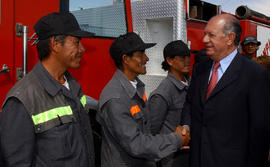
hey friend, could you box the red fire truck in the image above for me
[0,0,270,106]
[0,0,133,105]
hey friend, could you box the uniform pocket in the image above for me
[36,122,73,160]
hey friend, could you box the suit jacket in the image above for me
[182,53,270,167]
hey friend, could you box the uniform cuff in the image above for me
[170,133,182,149]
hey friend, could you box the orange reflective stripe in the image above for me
[143,93,147,101]
[130,105,141,116]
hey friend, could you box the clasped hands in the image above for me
[174,125,190,149]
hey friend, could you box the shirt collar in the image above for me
[33,61,80,96]
[219,49,238,73]
[167,72,189,90]
[130,80,138,89]
[115,69,145,99]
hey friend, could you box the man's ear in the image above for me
[166,57,174,66]
[122,54,130,65]
[50,37,61,53]
[227,32,236,46]
[255,45,259,50]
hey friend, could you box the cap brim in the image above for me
[124,43,156,54]
[242,40,261,46]
[144,43,156,49]
[68,30,95,38]
[135,43,156,51]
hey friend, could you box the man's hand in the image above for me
[181,126,190,136]
[174,126,190,147]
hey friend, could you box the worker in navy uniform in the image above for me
[96,32,190,167]
[0,12,95,167]
[241,35,261,59]
[148,40,191,167]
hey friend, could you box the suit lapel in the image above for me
[199,60,212,104]
[207,53,242,100]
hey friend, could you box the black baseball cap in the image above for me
[110,32,156,56]
[163,40,190,59]
[34,12,94,40]
[241,35,261,46]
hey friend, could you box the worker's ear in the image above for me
[227,32,236,46]
[166,57,174,66]
[50,37,62,53]
[122,54,131,65]
[255,45,259,50]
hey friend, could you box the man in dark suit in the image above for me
[181,14,270,167]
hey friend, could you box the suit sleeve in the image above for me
[248,70,270,166]
[0,97,35,167]
[101,98,182,160]
[148,94,168,135]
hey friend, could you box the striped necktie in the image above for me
[206,61,220,100]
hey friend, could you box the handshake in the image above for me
[174,126,190,149]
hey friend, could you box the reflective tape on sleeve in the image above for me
[80,95,86,107]
[31,106,73,125]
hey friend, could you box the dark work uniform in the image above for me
[0,62,95,167]
[242,54,253,59]
[96,69,182,167]
[148,72,190,167]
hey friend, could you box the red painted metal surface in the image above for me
[70,0,133,100]
[0,0,133,105]
[248,16,270,26]
[125,0,133,32]
[187,20,206,52]
[14,0,59,73]
[0,0,59,106]
[69,38,116,100]
[1,0,268,105]
[240,20,257,40]
[0,0,16,106]
[187,19,207,72]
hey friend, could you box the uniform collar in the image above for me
[115,69,145,99]
[33,61,81,96]
[167,72,189,91]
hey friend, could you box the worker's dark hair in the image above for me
[109,34,134,68]
[36,35,66,61]
[109,48,133,68]
[161,40,190,71]
[109,32,155,69]
[223,16,242,46]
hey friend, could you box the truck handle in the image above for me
[15,24,29,80]
[0,64,10,74]
[22,26,28,76]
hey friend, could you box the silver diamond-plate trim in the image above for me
[176,0,187,42]
[71,3,127,37]
[138,74,166,98]
[132,0,187,94]
[132,0,187,45]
